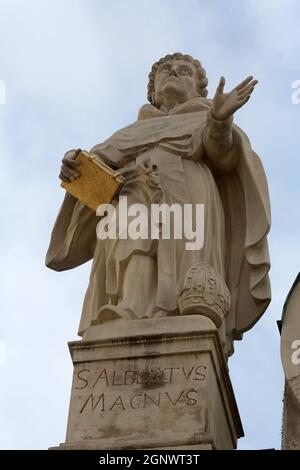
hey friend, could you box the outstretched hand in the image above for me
[212,75,258,120]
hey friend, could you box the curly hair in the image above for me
[147,52,208,106]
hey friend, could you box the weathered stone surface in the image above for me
[53,316,243,450]
[280,274,300,449]
[46,53,270,449]
[46,53,271,357]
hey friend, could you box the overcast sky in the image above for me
[1,0,300,450]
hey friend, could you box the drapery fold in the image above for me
[46,97,271,347]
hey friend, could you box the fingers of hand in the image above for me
[214,77,225,99]
[60,163,80,182]
[217,76,226,94]
[237,79,257,94]
[236,79,257,102]
[237,87,256,102]
[62,148,81,166]
[235,76,254,91]
[59,173,69,183]
[238,95,251,107]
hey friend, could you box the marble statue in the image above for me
[46,52,271,357]
[280,274,300,449]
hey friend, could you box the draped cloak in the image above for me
[46,97,271,351]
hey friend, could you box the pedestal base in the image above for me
[53,315,243,450]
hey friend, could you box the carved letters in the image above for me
[74,364,207,414]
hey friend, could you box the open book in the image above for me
[61,150,125,211]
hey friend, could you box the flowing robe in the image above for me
[46,97,271,353]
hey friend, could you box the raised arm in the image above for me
[203,75,258,172]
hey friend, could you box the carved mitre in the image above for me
[176,263,231,327]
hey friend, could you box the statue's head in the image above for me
[147,52,208,108]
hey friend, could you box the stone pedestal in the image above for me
[53,315,243,450]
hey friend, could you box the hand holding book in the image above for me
[59,149,125,212]
[59,148,82,183]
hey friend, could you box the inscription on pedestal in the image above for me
[77,364,206,413]
[66,354,209,443]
